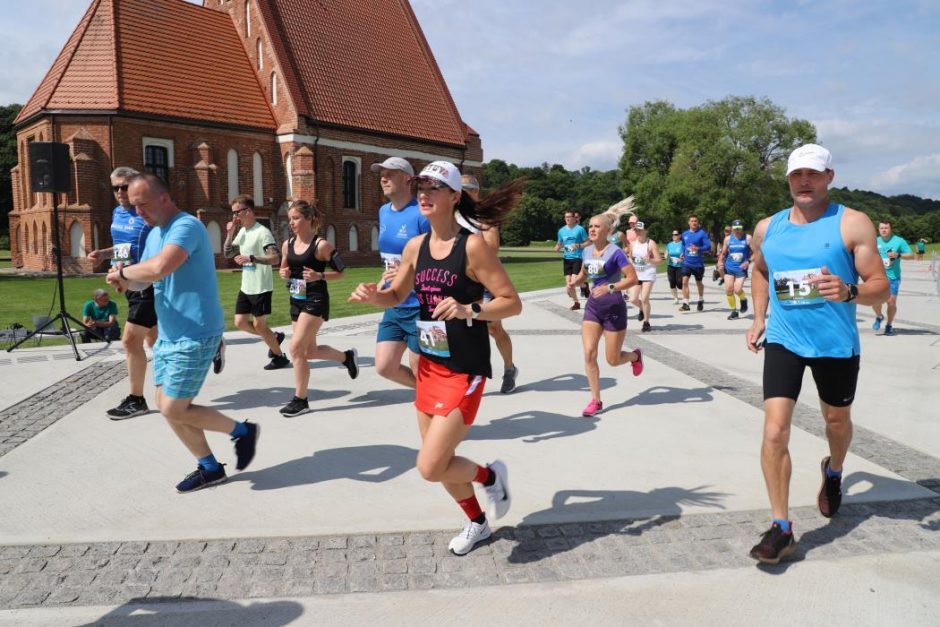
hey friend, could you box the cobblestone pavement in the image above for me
[1,301,937,610]
[0,360,125,457]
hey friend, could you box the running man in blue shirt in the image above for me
[87,166,157,420]
[555,211,589,310]
[745,144,888,564]
[871,220,914,336]
[106,174,259,493]
[372,157,429,388]
[679,215,711,311]
[718,219,752,320]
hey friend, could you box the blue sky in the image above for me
[3,1,938,199]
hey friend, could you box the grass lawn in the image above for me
[0,250,10,269]
[0,247,567,344]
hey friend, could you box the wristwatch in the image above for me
[470,302,483,319]
[843,283,858,302]
[607,283,617,293]
[249,255,256,263]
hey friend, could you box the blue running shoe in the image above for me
[872,316,883,331]
[176,465,227,493]
[884,324,895,336]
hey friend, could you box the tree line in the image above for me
[482,96,939,246]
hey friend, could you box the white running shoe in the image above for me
[448,519,492,556]
[483,460,511,520]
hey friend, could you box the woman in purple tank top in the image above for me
[572,201,645,418]
[350,162,525,556]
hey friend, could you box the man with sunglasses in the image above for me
[88,167,157,420]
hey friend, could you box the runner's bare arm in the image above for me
[278,240,290,279]
[746,218,771,352]
[460,234,522,322]
[648,239,662,264]
[349,235,419,307]
[116,244,188,283]
[718,235,730,266]
[481,226,500,252]
[842,207,889,306]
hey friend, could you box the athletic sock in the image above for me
[198,454,222,472]
[826,465,843,479]
[457,496,484,521]
[737,292,747,303]
[726,294,737,308]
[772,518,791,533]
[229,421,249,439]
[474,465,495,486]
[683,299,689,305]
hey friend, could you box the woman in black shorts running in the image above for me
[278,200,359,417]
[350,162,524,556]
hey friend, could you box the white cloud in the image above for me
[568,139,621,170]
[871,154,940,200]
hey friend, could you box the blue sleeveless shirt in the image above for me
[762,203,859,358]
[724,233,750,272]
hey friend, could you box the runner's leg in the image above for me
[122,322,150,397]
[375,340,416,388]
[581,321,604,401]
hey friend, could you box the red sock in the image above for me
[457,496,483,520]
[473,465,492,484]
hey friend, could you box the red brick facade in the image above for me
[10,0,483,273]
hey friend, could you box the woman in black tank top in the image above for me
[276,200,359,418]
[350,161,525,556]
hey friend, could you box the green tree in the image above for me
[618,96,815,242]
[0,104,23,236]
[501,195,567,246]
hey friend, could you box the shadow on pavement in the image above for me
[230,444,418,490]
[757,471,940,574]
[468,411,599,443]
[322,388,415,412]
[79,596,303,626]
[607,385,714,409]
[507,486,728,564]
[0,471,6,480]
[209,387,347,411]
[650,323,705,332]
[507,373,616,394]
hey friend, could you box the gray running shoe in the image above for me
[500,365,519,394]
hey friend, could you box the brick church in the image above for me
[8,0,483,272]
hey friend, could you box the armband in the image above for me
[328,250,346,273]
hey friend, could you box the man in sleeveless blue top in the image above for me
[372,156,429,388]
[87,166,158,420]
[106,174,259,493]
[745,144,889,563]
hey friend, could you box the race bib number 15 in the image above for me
[773,268,824,306]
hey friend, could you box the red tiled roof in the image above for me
[16,0,275,130]
[259,0,469,146]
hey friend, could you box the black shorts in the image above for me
[290,295,329,322]
[563,259,583,276]
[235,291,273,317]
[667,265,682,289]
[681,266,705,282]
[763,343,860,407]
[125,286,157,328]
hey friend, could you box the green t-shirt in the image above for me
[232,222,277,295]
[877,234,911,281]
[82,299,118,323]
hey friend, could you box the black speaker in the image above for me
[29,142,71,194]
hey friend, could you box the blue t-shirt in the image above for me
[110,205,152,266]
[141,212,224,342]
[378,198,429,309]
[680,229,711,268]
[666,241,684,268]
[724,233,751,272]
[582,245,630,287]
[877,234,911,281]
[557,225,588,260]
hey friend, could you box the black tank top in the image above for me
[287,236,328,301]
[415,230,491,377]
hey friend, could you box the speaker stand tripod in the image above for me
[7,200,108,361]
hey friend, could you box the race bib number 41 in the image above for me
[416,320,450,358]
[773,268,824,306]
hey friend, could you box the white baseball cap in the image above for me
[414,161,462,192]
[370,157,414,176]
[786,144,832,176]
[634,221,646,230]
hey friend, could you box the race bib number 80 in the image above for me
[773,268,824,306]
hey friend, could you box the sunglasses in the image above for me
[415,182,449,193]
[672,233,680,236]
[232,207,250,215]
[112,184,129,192]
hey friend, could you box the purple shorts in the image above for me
[583,292,627,332]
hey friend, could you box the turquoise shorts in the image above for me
[377,306,420,353]
[153,335,222,399]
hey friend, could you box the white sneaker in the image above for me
[448,519,491,556]
[483,460,511,520]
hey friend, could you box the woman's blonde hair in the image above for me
[594,196,636,231]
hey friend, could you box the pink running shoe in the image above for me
[582,399,603,417]
[631,348,644,377]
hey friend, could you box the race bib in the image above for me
[289,278,307,300]
[566,243,579,252]
[730,252,744,263]
[687,247,699,257]
[381,252,402,272]
[632,255,648,268]
[669,256,681,265]
[882,257,892,268]
[585,260,605,281]
[112,243,132,266]
[773,267,824,306]
[243,262,256,271]
[416,320,450,357]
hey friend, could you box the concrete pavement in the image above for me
[0,259,938,623]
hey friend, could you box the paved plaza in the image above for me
[0,261,938,625]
